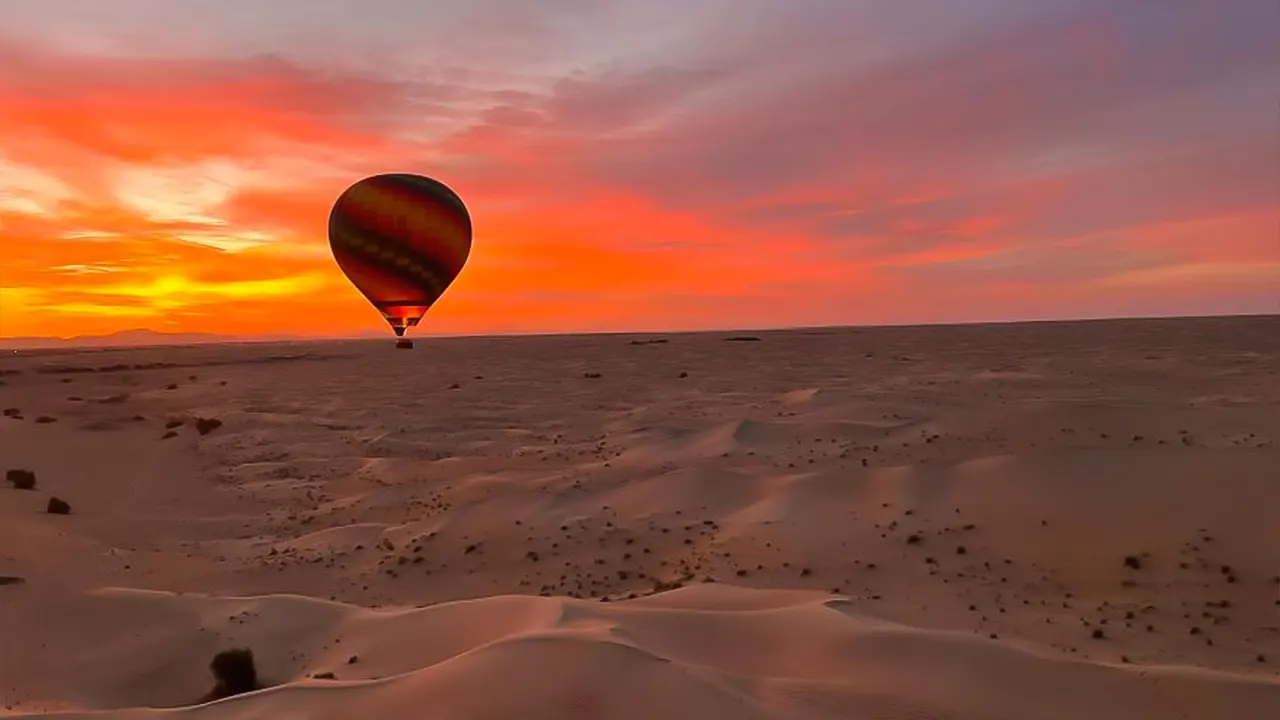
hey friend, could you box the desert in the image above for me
[2,315,1278,719]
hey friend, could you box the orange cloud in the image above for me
[0,40,862,339]
[0,40,413,162]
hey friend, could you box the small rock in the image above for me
[6,469,36,490]
[47,497,72,515]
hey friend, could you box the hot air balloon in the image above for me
[328,173,472,347]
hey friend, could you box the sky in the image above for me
[0,0,1276,338]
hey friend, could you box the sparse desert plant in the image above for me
[202,648,260,702]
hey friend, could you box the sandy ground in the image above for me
[2,315,1278,719]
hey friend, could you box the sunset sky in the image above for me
[1,0,1276,339]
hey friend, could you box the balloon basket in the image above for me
[395,339,414,349]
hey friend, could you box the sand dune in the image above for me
[2,316,1279,719]
[6,586,1280,719]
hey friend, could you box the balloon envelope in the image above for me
[328,173,472,336]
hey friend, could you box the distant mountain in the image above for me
[0,328,263,350]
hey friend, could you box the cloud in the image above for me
[423,1,1275,253]
[568,2,1273,208]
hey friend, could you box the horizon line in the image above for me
[3,311,1276,351]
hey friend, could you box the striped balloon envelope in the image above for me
[328,173,472,339]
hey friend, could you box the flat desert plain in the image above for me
[2,315,1278,719]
